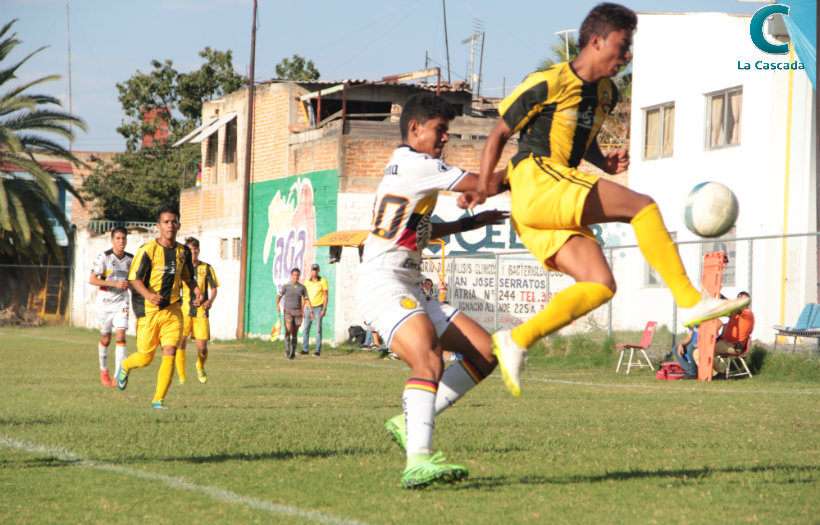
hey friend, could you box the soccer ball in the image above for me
[682,182,739,238]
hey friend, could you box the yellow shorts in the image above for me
[508,156,600,271]
[182,315,211,341]
[135,303,183,355]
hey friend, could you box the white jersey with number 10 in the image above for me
[359,145,466,285]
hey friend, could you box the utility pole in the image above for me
[442,0,451,82]
[237,0,257,339]
[555,29,577,61]
[66,0,72,152]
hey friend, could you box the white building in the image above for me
[623,11,816,341]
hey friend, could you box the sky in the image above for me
[5,0,768,152]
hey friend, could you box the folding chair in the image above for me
[716,337,752,379]
[616,321,657,374]
[773,303,820,353]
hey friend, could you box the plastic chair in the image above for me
[773,303,820,353]
[616,321,657,374]
[716,337,752,379]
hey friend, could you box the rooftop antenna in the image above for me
[462,19,484,94]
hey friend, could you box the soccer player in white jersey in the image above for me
[356,93,509,488]
[88,227,133,387]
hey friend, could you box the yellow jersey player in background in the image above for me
[460,2,749,397]
[118,204,203,410]
[176,236,219,384]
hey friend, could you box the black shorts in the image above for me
[284,308,303,326]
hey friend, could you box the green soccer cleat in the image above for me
[178,378,186,385]
[151,400,169,410]
[116,367,129,390]
[197,367,207,383]
[400,452,468,489]
[384,414,406,452]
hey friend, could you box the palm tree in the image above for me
[536,35,581,71]
[0,19,86,312]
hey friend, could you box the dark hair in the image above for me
[156,203,179,222]
[185,236,200,248]
[423,278,433,285]
[110,226,127,237]
[291,267,301,274]
[578,3,637,49]
[399,93,457,140]
[738,291,750,298]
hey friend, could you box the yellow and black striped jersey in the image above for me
[500,61,618,169]
[128,240,194,318]
[182,262,219,318]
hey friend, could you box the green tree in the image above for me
[0,19,86,260]
[275,54,320,81]
[115,48,245,152]
[536,35,580,70]
[82,144,199,222]
[84,47,244,221]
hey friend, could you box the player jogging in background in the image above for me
[117,204,203,410]
[176,236,219,384]
[459,2,749,397]
[356,93,508,489]
[88,227,132,387]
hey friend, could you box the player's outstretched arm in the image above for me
[458,120,514,209]
[430,210,509,239]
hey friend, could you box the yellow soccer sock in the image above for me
[121,350,154,372]
[631,203,701,308]
[197,351,207,370]
[152,355,175,404]
[175,349,186,381]
[511,282,614,349]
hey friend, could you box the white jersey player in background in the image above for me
[89,227,133,387]
[356,93,509,489]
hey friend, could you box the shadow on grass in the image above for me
[457,463,819,490]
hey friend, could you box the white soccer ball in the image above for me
[682,182,739,238]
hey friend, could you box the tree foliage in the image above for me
[115,47,245,152]
[537,35,581,70]
[275,54,320,81]
[0,19,86,261]
[82,144,199,222]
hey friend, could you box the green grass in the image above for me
[0,326,817,525]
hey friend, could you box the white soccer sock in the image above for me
[98,343,109,370]
[403,379,437,458]
[115,342,127,377]
[435,359,484,414]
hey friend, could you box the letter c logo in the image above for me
[750,4,790,55]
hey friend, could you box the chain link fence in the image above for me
[428,232,819,358]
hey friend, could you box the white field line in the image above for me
[0,436,371,525]
[3,332,88,345]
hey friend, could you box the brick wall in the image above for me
[251,88,291,183]
[69,151,118,228]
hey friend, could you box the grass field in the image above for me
[1,325,818,525]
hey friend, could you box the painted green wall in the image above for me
[246,170,338,336]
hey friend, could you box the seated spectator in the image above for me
[673,327,698,379]
[716,291,754,354]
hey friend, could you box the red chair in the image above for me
[616,321,657,374]
[716,337,752,379]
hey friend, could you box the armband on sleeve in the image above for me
[459,216,478,232]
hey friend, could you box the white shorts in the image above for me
[356,278,459,347]
[97,308,129,334]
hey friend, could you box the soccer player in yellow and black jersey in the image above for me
[460,3,749,396]
[117,204,203,410]
[175,236,219,385]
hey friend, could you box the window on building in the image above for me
[643,103,675,159]
[220,238,229,260]
[223,120,237,181]
[706,87,742,150]
[699,226,737,287]
[232,237,241,260]
[645,231,676,287]
[206,133,219,172]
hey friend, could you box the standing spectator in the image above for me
[277,268,308,359]
[118,204,203,410]
[88,227,133,387]
[301,263,328,356]
[176,237,219,384]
